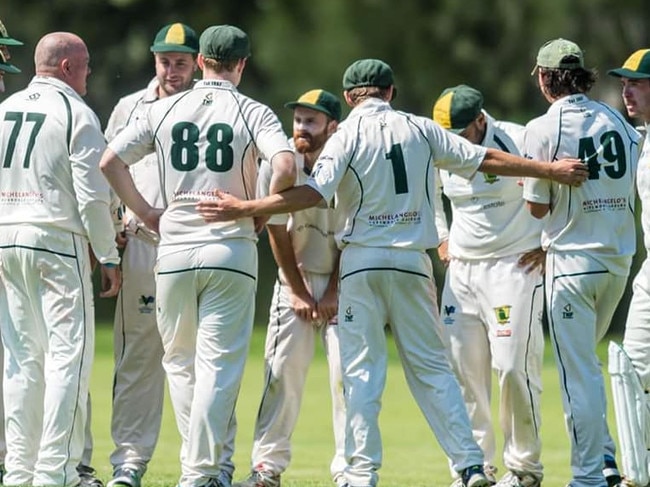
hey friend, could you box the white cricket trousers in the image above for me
[441,254,544,478]
[0,224,94,487]
[622,256,650,390]
[250,269,346,483]
[338,246,484,487]
[156,240,257,487]
[546,251,624,487]
[111,236,164,470]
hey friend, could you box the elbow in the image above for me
[527,201,549,219]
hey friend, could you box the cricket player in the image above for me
[195,58,587,487]
[0,21,21,484]
[607,48,650,487]
[100,25,295,487]
[523,38,641,487]
[103,23,199,487]
[432,85,545,487]
[236,90,345,487]
[0,32,121,487]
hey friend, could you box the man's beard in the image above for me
[293,130,328,154]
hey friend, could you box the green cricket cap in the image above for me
[199,25,250,61]
[608,49,650,79]
[342,58,397,99]
[285,89,342,122]
[150,23,199,54]
[0,20,22,46]
[432,84,483,134]
[0,49,20,74]
[534,38,584,73]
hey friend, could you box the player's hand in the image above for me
[254,216,269,234]
[518,247,546,275]
[551,158,588,186]
[100,264,121,298]
[142,208,164,235]
[315,286,338,324]
[115,231,128,249]
[291,292,317,323]
[196,191,251,222]
[437,239,450,267]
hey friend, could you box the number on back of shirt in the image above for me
[385,143,408,194]
[171,121,234,172]
[2,112,47,169]
[578,130,627,180]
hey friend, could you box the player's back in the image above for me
[0,77,106,235]
[525,94,641,270]
[146,79,289,249]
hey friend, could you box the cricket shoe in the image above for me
[603,455,622,487]
[77,464,104,487]
[462,465,492,487]
[107,465,142,487]
[233,470,280,487]
[495,471,541,487]
[451,465,497,487]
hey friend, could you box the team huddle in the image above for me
[0,16,648,487]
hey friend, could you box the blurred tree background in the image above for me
[2,0,648,330]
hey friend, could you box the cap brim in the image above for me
[285,101,334,119]
[608,67,650,79]
[0,62,20,74]
[151,45,198,54]
[0,38,23,46]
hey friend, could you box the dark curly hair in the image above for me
[538,66,598,98]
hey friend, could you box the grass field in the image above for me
[87,324,623,487]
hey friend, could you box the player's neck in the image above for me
[303,149,322,171]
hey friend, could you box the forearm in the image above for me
[480,149,552,179]
[267,225,309,298]
[243,185,324,217]
[100,148,155,222]
[80,201,120,265]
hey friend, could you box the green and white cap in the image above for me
[150,23,199,53]
[432,84,483,134]
[285,89,342,122]
[0,49,20,74]
[533,38,584,73]
[608,49,650,79]
[0,20,22,46]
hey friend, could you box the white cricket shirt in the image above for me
[105,77,164,244]
[435,111,543,259]
[0,76,119,264]
[108,79,291,252]
[258,139,339,274]
[306,98,486,250]
[523,94,641,276]
[636,124,650,250]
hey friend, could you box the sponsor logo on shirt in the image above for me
[368,210,421,226]
[582,197,627,213]
[0,191,44,205]
[562,303,574,319]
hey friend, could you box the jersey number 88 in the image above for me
[170,121,233,173]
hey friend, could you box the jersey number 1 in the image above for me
[385,143,408,194]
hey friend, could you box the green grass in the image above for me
[88,325,622,486]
